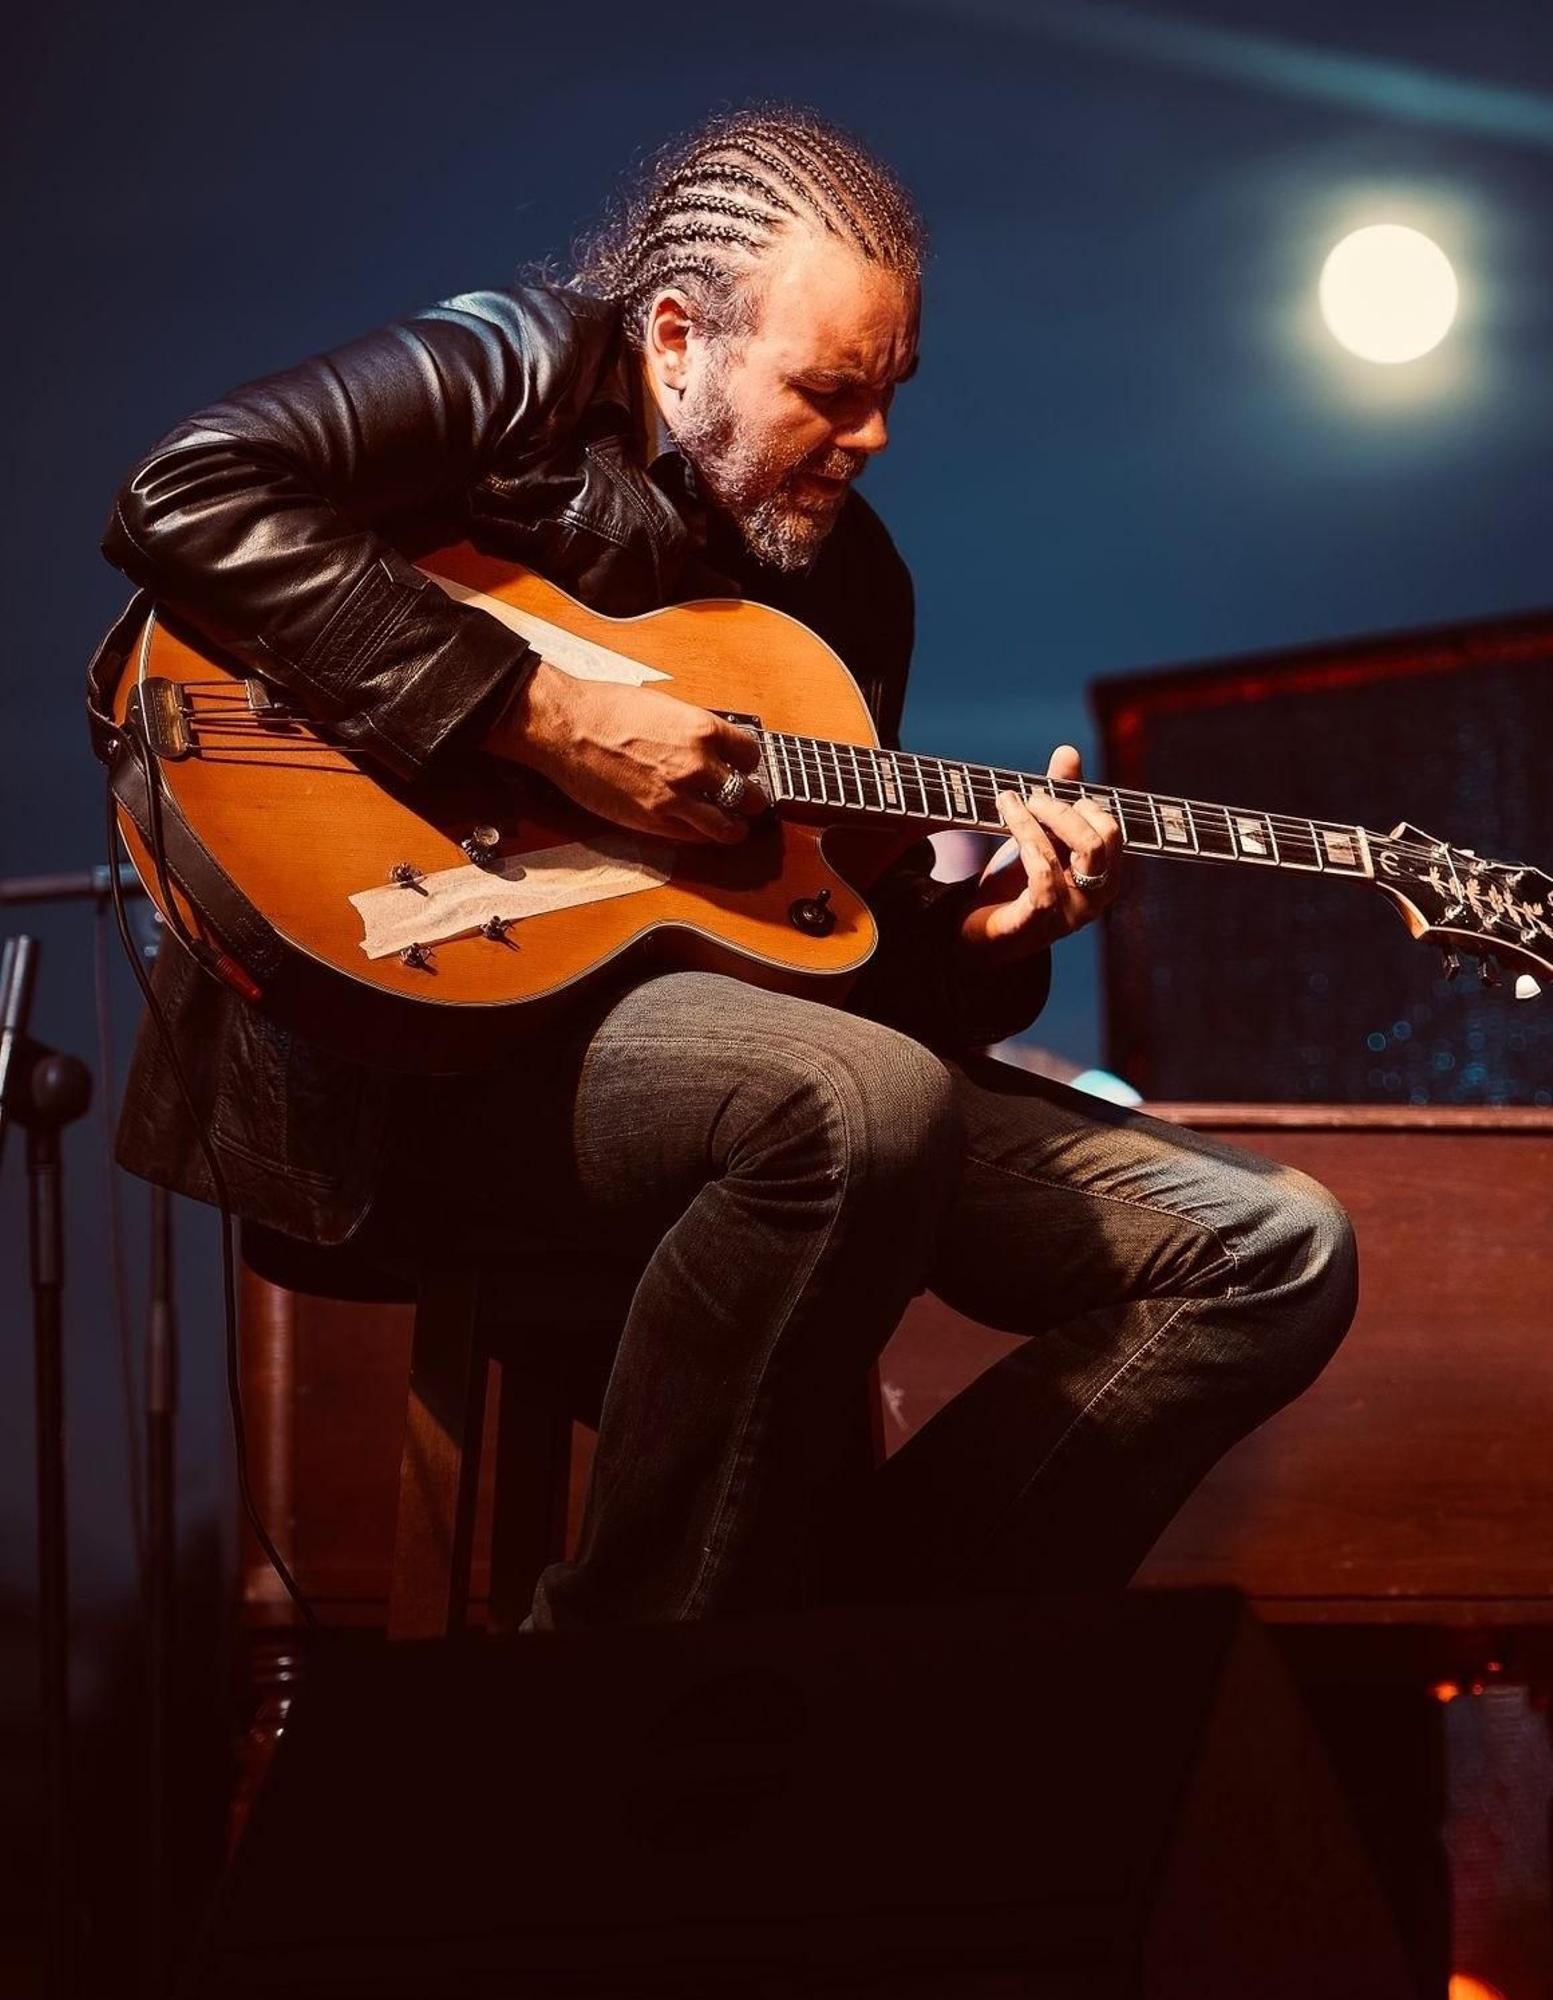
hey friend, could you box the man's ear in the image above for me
[644,288,695,399]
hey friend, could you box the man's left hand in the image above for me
[956,745,1124,964]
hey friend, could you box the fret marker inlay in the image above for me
[1322,831,1360,868]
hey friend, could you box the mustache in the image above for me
[797,446,868,485]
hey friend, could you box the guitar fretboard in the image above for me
[757,731,1376,878]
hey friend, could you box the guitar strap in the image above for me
[106,714,287,995]
[88,592,286,994]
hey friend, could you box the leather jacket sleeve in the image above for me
[100,290,573,779]
[853,844,1053,1052]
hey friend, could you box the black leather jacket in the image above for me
[88,283,1049,1244]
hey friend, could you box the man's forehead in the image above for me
[757,237,919,375]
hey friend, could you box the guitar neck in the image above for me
[758,731,1382,881]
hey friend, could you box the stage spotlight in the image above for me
[1319,224,1458,364]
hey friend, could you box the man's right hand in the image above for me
[484,659,769,844]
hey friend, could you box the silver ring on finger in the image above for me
[711,768,748,812]
[1070,864,1110,892]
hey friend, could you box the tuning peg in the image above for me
[1515,973,1542,1001]
[1440,950,1461,980]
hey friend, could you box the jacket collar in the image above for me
[598,336,699,491]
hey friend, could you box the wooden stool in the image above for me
[239,1224,884,1639]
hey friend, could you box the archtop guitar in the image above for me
[106,545,1553,1071]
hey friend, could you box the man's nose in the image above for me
[834,404,889,454]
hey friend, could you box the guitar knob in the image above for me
[1440,951,1461,980]
[399,942,434,970]
[480,915,514,942]
[1514,973,1542,1001]
[788,887,836,936]
[1478,957,1500,987]
[390,861,426,892]
[462,825,502,866]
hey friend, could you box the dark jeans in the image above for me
[363,970,1358,1630]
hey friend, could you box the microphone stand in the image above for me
[1,865,179,1998]
[144,1179,176,2000]
[1,935,93,2000]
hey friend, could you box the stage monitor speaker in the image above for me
[1091,609,1553,1104]
[192,1591,1414,1998]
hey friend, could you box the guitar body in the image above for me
[110,546,922,1071]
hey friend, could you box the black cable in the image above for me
[104,770,318,1632]
[92,898,147,1587]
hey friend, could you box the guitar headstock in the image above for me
[1372,822,1552,997]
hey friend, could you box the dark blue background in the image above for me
[4,0,1551,1906]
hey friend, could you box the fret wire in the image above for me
[811,735,833,806]
[777,734,795,803]
[846,740,866,810]
[808,736,832,804]
[831,737,851,808]
[796,737,817,804]
[827,737,848,808]
[814,738,835,807]
[782,734,803,803]
[854,741,881,811]
[831,738,852,809]
[756,732,779,805]
[810,735,833,805]
[794,735,816,805]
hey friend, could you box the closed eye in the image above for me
[794,378,856,404]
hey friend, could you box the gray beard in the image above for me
[670,359,861,575]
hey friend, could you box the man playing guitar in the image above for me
[93,106,1357,1626]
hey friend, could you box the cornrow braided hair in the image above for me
[568,104,924,345]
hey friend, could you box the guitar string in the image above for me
[173,697,1517,879]
[167,685,1453,858]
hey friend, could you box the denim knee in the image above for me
[733,1019,960,1214]
[1261,1167,1360,1382]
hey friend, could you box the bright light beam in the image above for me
[887,0,1553,151]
